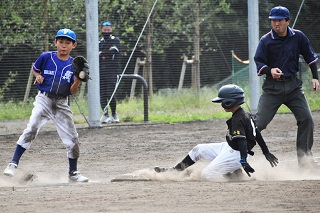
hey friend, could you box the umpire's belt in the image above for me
[39,91,67,99]
[266,74,297,81]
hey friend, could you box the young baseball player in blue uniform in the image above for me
[254,6,319,169]
[3,29,89,182]
[155,85,278,180]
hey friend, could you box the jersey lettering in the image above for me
[233,130,241,135]
[44,70,55,75]
[62,70,73,83]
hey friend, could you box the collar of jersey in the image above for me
[270,27,295,40]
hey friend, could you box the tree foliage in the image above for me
[2,0,319,58]
[0,0,319,101]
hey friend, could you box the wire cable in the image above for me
[72,95,90,127]
[100,0,159,122]
[292,0,305,29]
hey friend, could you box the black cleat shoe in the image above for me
[154,166,175,173]
[223,168,244,181]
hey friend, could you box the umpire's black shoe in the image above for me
[298,158,320,170]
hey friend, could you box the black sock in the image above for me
[68,158,78,174]
[11,145,26,165]
[174,155,195,171]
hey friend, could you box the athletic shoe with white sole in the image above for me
[69,171,89,182]
[4,162,18,177]
[102,115,112,124]
[112,114,120,123]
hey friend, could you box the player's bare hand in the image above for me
[34,75,44,84]
[271,68,284,79]
[312,79,319,92]
[74,76,81,83]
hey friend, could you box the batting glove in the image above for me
[240,157,255,177]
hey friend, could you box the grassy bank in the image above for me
[0,86,319,123]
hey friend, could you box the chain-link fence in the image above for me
[0,1,319,103]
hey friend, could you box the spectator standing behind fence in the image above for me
[254,6,319,169]
[99,21,121,123]
[3,29,89,182]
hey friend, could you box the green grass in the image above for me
[117,87,232,123]
[1,86,319,123]
[0,100,35,120]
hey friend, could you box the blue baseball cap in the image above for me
[268,6,290,19]
[101,21,112,27]
[55,29,76,42]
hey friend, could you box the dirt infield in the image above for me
[1,112,320,213]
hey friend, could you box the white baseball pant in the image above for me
[16,92,80,159]
[188,142,242,179]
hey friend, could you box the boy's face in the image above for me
[101,26,112,33]
[54,37,76,57]
[223,107,233,112]
[223,105,240,113]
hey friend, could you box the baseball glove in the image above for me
[72,56,90,82]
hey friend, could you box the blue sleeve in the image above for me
[298,31,318,65]
[254,38,269,76]
[33,52,50,73]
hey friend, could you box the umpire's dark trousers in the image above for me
[100,63,119,116]
[255,76,314,164]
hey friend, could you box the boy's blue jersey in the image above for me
[33,52,74,96]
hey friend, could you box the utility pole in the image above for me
[146,0,153,98]
[248,0,260,114]
[44,0,49,52]
[86,0,100,127]
[193,0,201,100]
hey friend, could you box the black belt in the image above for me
[39,91,67,99]
[267,74,297,81]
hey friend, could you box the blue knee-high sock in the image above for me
[68,158,78,174]
[11,144,26,165]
